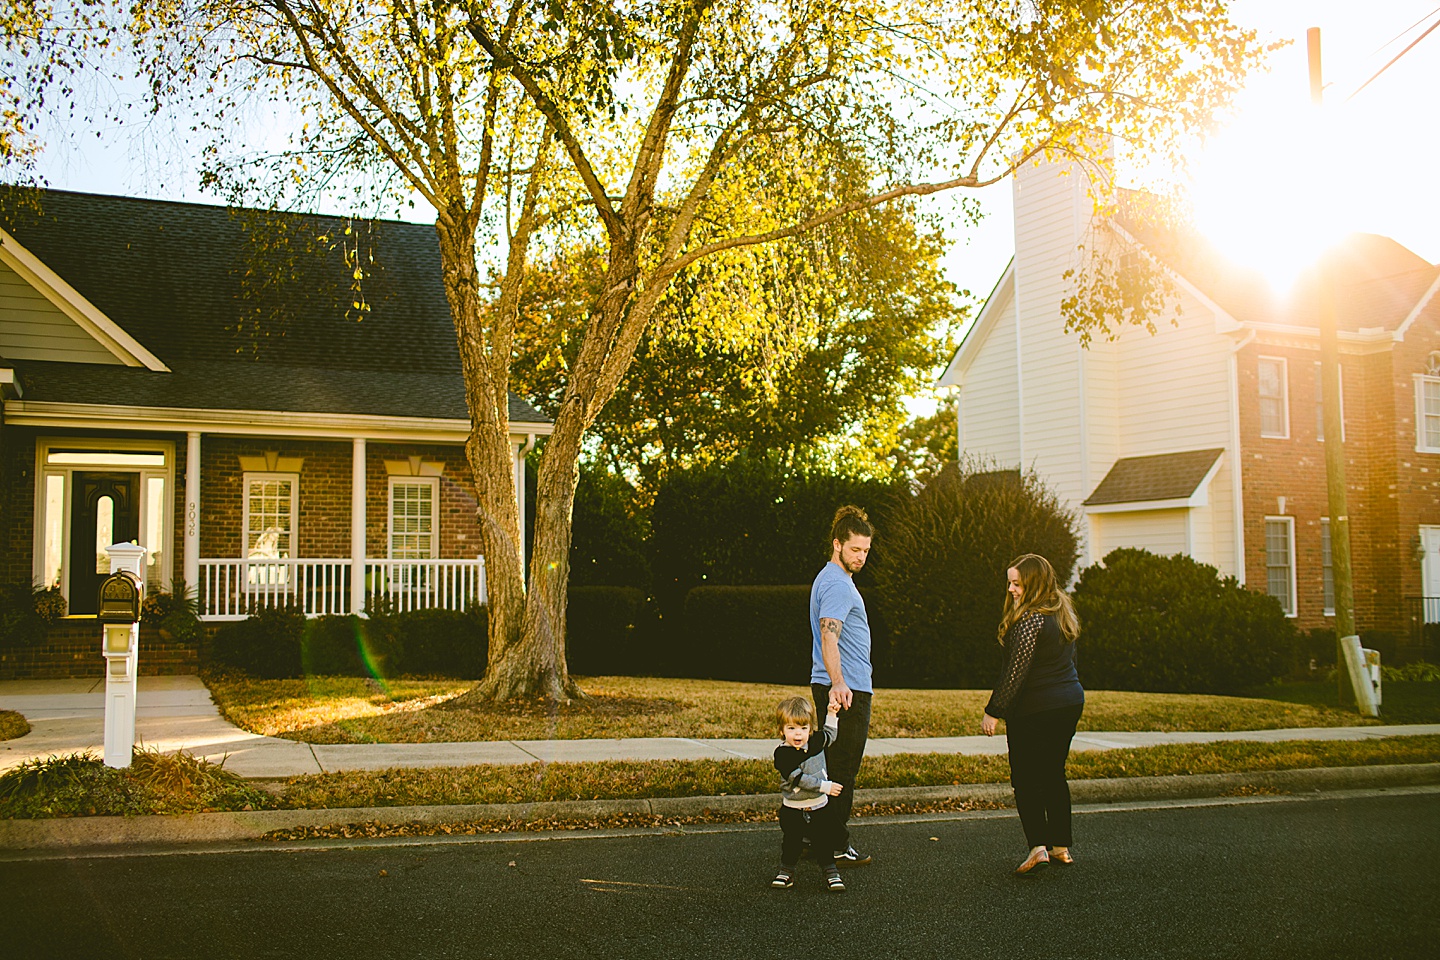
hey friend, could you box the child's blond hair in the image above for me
[776,695,817,733]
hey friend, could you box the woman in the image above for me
[981,553,1084,875]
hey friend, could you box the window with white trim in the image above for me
[1313,361,1344,442]
[1418,368,1440,453]
[1265,517,1296,616]
[389,478,438,560]
[1320,519,1335,616]
[1258,357,1289,438]
[243,473,297,561]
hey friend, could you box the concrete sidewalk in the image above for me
[2,677,1438,781]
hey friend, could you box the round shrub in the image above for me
[1072,548,1296,694]
[878,462,1078,687]
[208,604,305,678]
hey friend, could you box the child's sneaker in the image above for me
[771,865,795,889]
[822,864,846,893]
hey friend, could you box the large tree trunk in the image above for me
[432,212,530,700]
[480,406,587,700]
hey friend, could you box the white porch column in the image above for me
[351,437,367,615]
[513,435,536,577]
[183,431,200,596]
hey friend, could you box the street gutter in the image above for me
[2,762,1437,852]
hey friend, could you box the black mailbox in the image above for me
[97,570,143,624]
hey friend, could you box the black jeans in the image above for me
[1005,702,1083,848]
[811,683,872,850]
[779,803,839,867]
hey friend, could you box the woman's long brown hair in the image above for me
[997,553,1080,644]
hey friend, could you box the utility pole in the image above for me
[1308,28,1360,709]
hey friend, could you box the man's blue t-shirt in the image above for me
[810,561,873,693]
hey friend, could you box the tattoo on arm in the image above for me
[820,618,842,642]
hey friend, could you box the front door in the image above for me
[68,472,140,615]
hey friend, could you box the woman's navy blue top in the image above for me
[984,612,1084,720]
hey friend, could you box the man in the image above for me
[809,504,874,867]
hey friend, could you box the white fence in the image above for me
[198,557,486,620]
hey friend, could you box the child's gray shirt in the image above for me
[773,714,840,810]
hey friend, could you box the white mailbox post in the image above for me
[100,542,148,769]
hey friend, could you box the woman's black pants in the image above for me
[1005,703,1083,848]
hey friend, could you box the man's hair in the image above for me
[776,695,817,732]
[829,504,873,545]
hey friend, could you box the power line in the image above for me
[1347,10,1440,101]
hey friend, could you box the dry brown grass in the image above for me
[205,674,1374,744]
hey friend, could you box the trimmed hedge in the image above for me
[1073,548,1295,694]
[208,606,487,679]
[878,462,1079,687]
[565,586,653,676]
[649,457,905,619]
[680,585,813,684]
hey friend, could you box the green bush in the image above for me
[680,585,813,683]
[1073,548,1296,694]
[368,606,488,678]
[1382,660,1440,682]
[140,580,204,644]
[0,582,67,648]
[208,604,305,678]
[570,468,651,589]
[878,462,1079,687]
[207,604,487,679]
[649,456,906,619]
[566,586,653,676]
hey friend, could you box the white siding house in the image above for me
[937,154,1245,580]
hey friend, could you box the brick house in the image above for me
[0,190,550,659]
[938,155,1440,640]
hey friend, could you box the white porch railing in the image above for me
[198,557,486,621]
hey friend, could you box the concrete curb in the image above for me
[2,762,1436,851]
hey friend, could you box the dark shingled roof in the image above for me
[1084,448,1224,506]
[1115,190,1439,334]
[1,189,549,425]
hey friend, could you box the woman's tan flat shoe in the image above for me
[1048,848,1074,865]
[1014,848,1050,875]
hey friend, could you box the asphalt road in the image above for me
[3,788,1436,960]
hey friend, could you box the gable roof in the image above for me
[0,189,549,428]
[935,258,1014,388]
[1084,448,1224,507]
[1115,191,1439,335]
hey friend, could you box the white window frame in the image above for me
[1264,516,1297,617]
[1258,356,1290,439]
[1416,374,1440,454]
[31,437,175,609]
[1313,361,1345,443]
[1320,518,1335,617]
[242,472,299,561]
[387,476,440,561]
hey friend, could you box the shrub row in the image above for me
[208,605,488,679]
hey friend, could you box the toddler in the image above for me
[771,695,845,892]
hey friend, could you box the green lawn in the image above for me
[198,674,1430,744]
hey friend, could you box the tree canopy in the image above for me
[512,197,964,489]
[51,0,1264,701]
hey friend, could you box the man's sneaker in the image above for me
[770,865,795,889]
[833,845,872,867]
[822,864,846,892]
